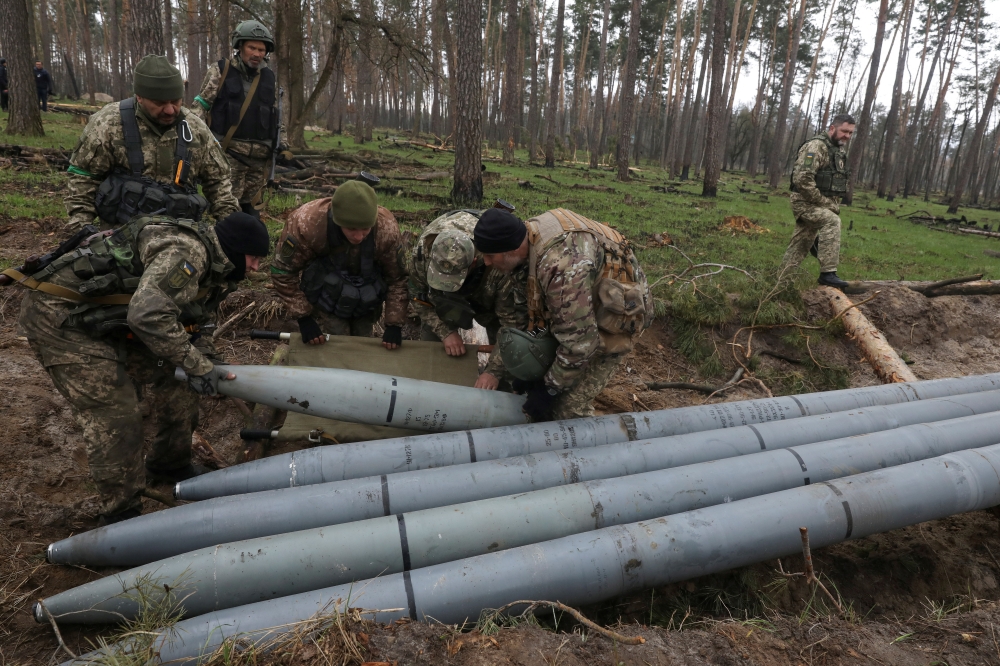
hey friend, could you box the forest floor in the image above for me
[5,108,1000,664]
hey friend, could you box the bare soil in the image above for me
[5,220,1000,665]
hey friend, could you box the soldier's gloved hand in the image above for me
[382,325,402,350]
[187,365,236,396]
[298,316,326,345]
[522,384,560,422]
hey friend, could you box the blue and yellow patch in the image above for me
[804,152,815,167]
[164,259,196,291]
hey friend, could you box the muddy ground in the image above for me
[5,217,1000,664]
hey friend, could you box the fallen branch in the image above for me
[491,600,645,645]
[799,527,844,614]
[214,301,256,339]
[846,276,1000,297]
[646,367,744,396]
[535,174,561,185]
[141,487,177,507]
[192,431,229,469]
[37,600,77,660]
[570,183,615,192]
[758,349,802,364]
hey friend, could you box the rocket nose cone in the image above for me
[45,543,54,563]
[173,482,181,499]
[33,601,44,623]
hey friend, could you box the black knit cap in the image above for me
[473,209,526,254]
[214,211,271,280]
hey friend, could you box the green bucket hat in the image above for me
[427,229,475,292]
[329,181,378,229]
[133,55,184,101]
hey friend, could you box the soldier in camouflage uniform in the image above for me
[473,209,652,421]
[65,55,238,231]
[408,210,513,388]
[270,181,408,348]
[192,21,290,217]
[780,113,857,289]
[13,213,271,524]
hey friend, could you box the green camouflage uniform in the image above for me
[18,222,234,516]
[409,211,503,355]
[191,57,286,207]
[65,99,238,230]
[781,133,848,275]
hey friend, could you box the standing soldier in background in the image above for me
[0,58,9,111]
[192,20,288,218]
[64,55,239,231]
[270,181,408,348]
[34,60,52,111]
[473,208,652,421]
[779,113,856,289]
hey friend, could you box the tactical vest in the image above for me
[209,59,278,144]
[94,98,210,227]
[300,212,387,319]
[791,134,849,198]
[412,211,487,329]
[34,216,232,336]
[525,209,650,353]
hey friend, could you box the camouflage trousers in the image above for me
[28,337,201,516]
[550,353,625,420]
[314,308,380,337]
[226,150,270,208]
[781,204,842,275]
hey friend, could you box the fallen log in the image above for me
[386,139,454,152]
[385,171,451,181]
[279,165,358,180]
[845,275,1000,296]
[819,287,917,384]
[571,184,615,192]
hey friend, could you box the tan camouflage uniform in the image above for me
[65,100,238,230]
[270,197,408,336]
[19,223,234,516]
[191,57,286,207]
[511,213,651,420]
[781,133,846,275]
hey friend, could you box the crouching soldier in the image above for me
[473,208,653,421]
[270,181,408,348]
[9,212,271,524]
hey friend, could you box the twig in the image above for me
[645,381,718,394]
[800,527,843,614]
[804,336,827,369]
[37,600,77,660]
[214,300,257,339]
[142,488,177,507]
[535,174,561,185]
[758,349,802,364]
[491,600,645,645]
[921,274,983,294]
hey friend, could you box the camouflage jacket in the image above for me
[486,265,529,379]
[790,133,845,211]
[19,222,234,376]
[191,56,287,159]
[65,99,239,230]
[270,197,408,325]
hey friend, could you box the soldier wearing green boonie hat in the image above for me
[63,55,238,232]
[270,179,409,349]
[407,207,519,390]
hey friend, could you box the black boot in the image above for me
[818,271,849,289]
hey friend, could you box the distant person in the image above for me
[0,58,9,111]
[779,114,856,289]
[34,60,52,111]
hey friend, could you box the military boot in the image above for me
[818,271,849,290]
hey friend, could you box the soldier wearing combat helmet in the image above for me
[192,20,289,217]
[64,55,239,231]
[779,113,856,289]
[408,207,512,389]
[473,208,652,421]
[10,212,271,525]
[270,181,408,348]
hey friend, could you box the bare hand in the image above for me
[223,371,237,380]
[474,372,499,390]
[442,332,466,356]
[307,335,326,345]
[382,340,400,350]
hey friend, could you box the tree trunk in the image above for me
[185,0,201,103]
[614,0,640,181]
[746,21,776,178]
[163,0,175,64]
[766,0,806,190]
[430,0,442,136]
[681,30,710,180]
[501,0,519,163]
[217,0,229,60]
[1,0,45,135]
[276,0,305,149]
[844,0,888,205]
[127,0,165,63]
[527,0,540,161]
[876,0,912,198]
[700,0,726,196]
[78,0,98,104]
[544,0,564,168]
[588,0,609,168]
[948,63,1000,213]
[451,0,483,203]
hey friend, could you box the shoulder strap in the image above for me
[220,66,261,152]
[118,98,144,177]
[173,218,232,278]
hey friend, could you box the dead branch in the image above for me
[192,431,229,469]
[214,300,256,340]
[141,487,177,507]
[799,527,844,614]
[758,349,802,364]
[491,600,645,645]
[37,600,77,660]
[570,184,615,192]
[535,174,561,185]
[645,381,718,394]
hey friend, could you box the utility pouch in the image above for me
[815,171,834,196]
[77,273,121,297]
[335,283,361,318]
[594,278,647,354]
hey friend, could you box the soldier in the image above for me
[0,58,9,111]
[34,61,52,111]
[192,20,288,218]
[64,55,239,232]
[473,208,652,421]
[779,113,856,289]
[270,181,408,348]
[408,209,511,389]
[10,212,271,525]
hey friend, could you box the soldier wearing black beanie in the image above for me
[472,209,527,254]
[215,211,272,281]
